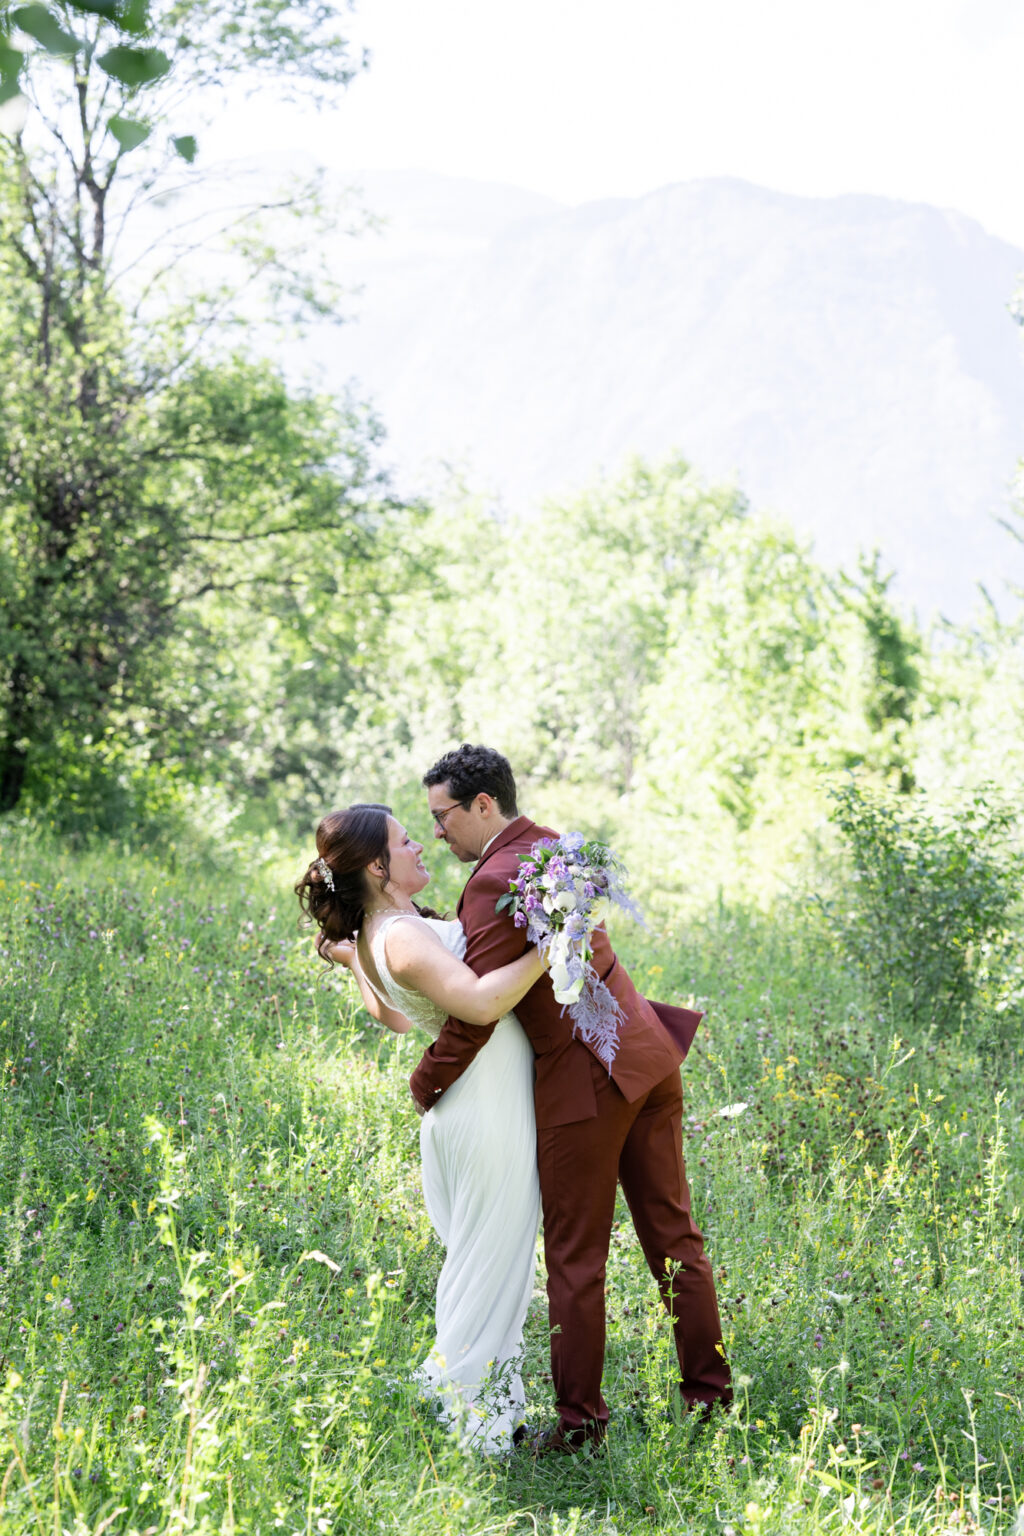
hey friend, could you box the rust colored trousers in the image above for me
[536,1055,731,1442]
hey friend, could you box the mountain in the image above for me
[307,171,1024,619]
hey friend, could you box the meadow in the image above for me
[1,819,1021,1536]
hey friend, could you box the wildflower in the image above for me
[718,1102,749,1119]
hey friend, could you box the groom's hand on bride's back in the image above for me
[315,932,355,968]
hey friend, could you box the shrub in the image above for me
[822,779,1023,1035]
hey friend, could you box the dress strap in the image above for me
[368,911,421,1004]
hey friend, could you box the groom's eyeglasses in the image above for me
[431,801,468,830]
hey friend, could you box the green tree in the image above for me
[0,1,410,820]
[840,553,920,792]
[2,0,360,117]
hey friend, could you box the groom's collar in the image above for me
[472,815,534,873]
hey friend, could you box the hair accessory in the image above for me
[315,856,335,892]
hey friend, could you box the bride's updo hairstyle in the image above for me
[295,803,393,944]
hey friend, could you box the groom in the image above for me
[409,743,731,1451]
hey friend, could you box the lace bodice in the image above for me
[366,912,467,1037]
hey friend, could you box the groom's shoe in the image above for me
[523,1425,606,1458]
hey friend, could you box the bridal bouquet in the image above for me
[495,832,643,1068]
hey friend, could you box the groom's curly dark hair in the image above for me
[423,744,519,818]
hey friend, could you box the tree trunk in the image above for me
[0,738,28,813]
[0,666,31,813]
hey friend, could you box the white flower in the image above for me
[548,933,571,965]
[717,1102,749,1119]
[549,960,572,995]
[553,890,577,913]
[550,962,584,1005]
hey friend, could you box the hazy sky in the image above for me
[210,0,1024,248]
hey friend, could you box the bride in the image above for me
[295,802,544,1454]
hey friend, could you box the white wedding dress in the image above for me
[367,913,541,1453]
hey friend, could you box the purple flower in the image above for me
[561,832,585,853]
[513,911,528,928]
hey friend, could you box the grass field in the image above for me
[1,822,1022,1535]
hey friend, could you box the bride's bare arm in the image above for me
[316,935,414,1034]
[384,917,546,1027]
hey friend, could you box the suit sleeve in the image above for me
[408,861,528,1110]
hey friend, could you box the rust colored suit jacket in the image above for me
[409,817,702,1128]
